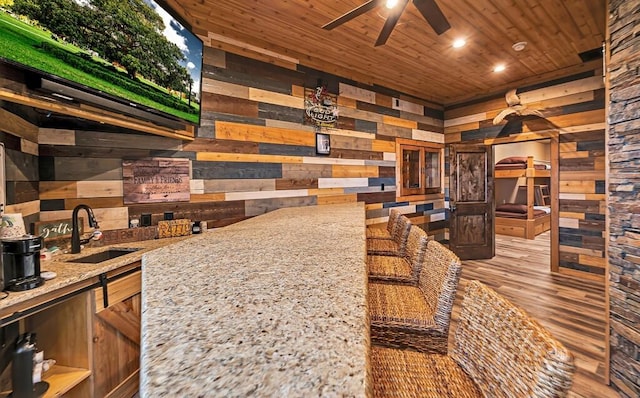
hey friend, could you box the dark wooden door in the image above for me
[449,144,494,260]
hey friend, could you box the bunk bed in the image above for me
[494,156,551,239]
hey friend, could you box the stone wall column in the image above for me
[607,1,640,397]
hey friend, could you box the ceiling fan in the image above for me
[322,0,451,47]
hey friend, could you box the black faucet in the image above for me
[71,204,100,254]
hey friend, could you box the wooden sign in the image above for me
[157,219,191,238]
[123,158,190,204]
[34,218,83,240]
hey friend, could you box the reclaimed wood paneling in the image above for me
[264,119,315,132]
[248,87,303,109]
[74,131,182,151]
[197,152,302,164]
[201,78,249,98]
[282,164,332,179]
[450,69,605,280]
[0,46,446,248]
[371,139,396,153]
[5,149,38,181]
[65,197,125,210]
[182,138,259,154]
[21,139,38,156]
[331,165,378,178]
[258,103,305,124]
[275,178,318,190]
[0,108,38,142]
[39,144,152,159]
[4,199,39,217]
[192,161,282,179]
[201,92,259,117]
[329,148,383,161]
[226,189,308,201]
[190,193,226,202]
[317,177,368,189]
[329,135,372,151]
[244,196,316,217]
[382,115,417,129]
[203,178,276,194]
[339,83,376,104]
[39,181,78,199]
[77,181,123,198]
[215,121,315,146]
[316,193,358,205]
[40,207,128,230]
[376,123,412,138]
[6,181,39,204]
[53,158,122,181]
[203,47,226,69]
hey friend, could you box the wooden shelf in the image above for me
[0,87,195,141]
[0,365,90,398]
[42,365,91,398]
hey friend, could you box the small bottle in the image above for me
[192,221,202,234]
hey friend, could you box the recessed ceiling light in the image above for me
[494,64,506,73]
[453,38,466,48]
[386,0,398,8]
[512,41,527,52]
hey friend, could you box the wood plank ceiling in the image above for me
[168,0,606,106]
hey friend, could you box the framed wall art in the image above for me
[316,133,331,155]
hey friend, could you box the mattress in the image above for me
[496,203,548,219]
[495,156,550,170]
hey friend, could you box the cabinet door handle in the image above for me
[99,273,109,308]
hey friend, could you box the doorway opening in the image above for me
[490,134,559,273]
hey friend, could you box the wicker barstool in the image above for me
[367,214,411,256]
[371,280,575,398]
[368,225,428,285]
[368,240,462,354]
[366,208,401,240]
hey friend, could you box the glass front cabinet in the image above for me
[397,138,443,200]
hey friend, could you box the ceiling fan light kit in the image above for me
[322,0,451,46]
[512,41,527,51]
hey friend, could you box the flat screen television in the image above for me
[0,0,203,127]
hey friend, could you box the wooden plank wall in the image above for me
[0,108,40,229]
[1,46,447,238]
[444,70,606,279]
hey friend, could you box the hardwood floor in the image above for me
[449,232,619,398]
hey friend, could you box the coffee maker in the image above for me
[1,235,44,291]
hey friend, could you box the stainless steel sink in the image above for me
[69,248,141,264]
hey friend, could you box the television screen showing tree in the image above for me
[0,0,203,126]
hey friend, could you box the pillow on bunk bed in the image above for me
[496,157,550,170]
[496,156,528,164]
[534,162,551,169]
[496,203,528,213]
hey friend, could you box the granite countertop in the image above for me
[140,203,370,397]
[0,235,191,314]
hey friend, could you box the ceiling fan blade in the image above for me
[412,0,451,35]
[374,0,409,46]
[322,0,384,30]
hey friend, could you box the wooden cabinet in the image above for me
[396,138,444,201]
[0,260,142,397]
[1,293,93,398]
[91,264,141,398]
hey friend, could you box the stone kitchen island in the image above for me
[140,203,370,397]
